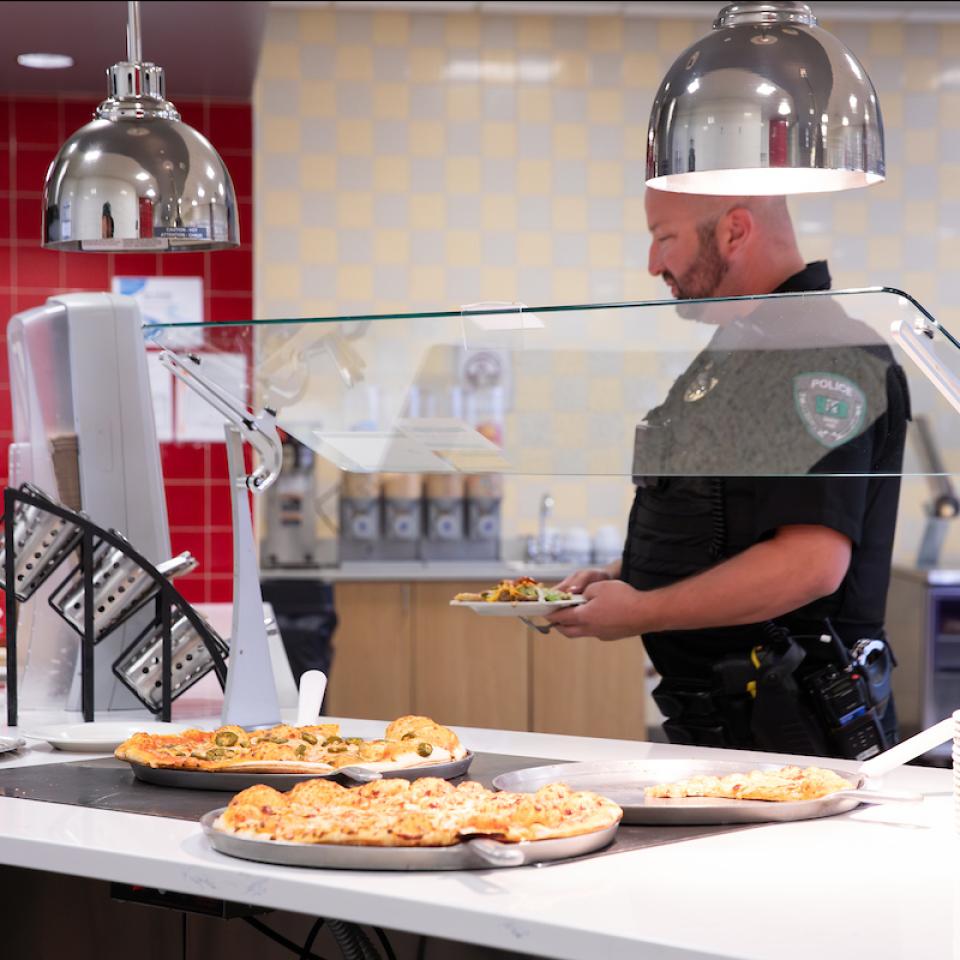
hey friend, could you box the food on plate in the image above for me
[215,776,623,846]
[115,715,467,774]
[454,576,574,604]
[644,765,853,803]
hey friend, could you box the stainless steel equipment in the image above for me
[113,612,228,711]
[464,474,501,561]
[0,483,83,600]
[492,759,913,825]
[50,547,197,642]
[422,473,465,561]
[201,809,616,871]
[647,2,885,195]
[8,292,171,712]
[887,567,960,756]
[261,441,321,568]
[159,350,283,729]
[42,1,238,252]
[338,472,380,562]
[127,751,474,792]
[380,473,421,561]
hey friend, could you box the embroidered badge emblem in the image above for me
[793,372,866,448]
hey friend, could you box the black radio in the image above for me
[803,660,886,761]
[714,621,892,760]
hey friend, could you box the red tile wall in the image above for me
[0,95,254,607]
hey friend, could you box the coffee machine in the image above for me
[422,474,465,561]
[261,439,321,568]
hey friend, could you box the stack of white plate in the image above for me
[953,711,960,832]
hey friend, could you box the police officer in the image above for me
[549,189,908,755]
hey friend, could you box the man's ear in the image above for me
[717,206,753,259]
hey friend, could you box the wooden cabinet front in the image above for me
[325,579,645,740]
[412,582,530,731]
[532,632,646,741]
[325,581,413,720]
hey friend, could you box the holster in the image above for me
[653,676,754,749]
[656,630,896,758]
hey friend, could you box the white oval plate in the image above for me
[449,596,586,617]
[20,721,190,753]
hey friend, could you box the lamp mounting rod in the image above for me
[126,0,142,64]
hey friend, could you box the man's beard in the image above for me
[663,219,728,319]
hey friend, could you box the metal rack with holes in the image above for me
[3,483,227,725]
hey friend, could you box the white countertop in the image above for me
[260,560,577,582]
[0,701,955,960]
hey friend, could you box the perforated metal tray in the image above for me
[493,759,872,825]
[127,751,474,791]
[200,808,618,871]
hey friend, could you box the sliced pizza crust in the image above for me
[214,777,623,847]
[115,717,467,776]
[644,765,853,803]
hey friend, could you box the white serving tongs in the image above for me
[295,670,328,728]
[829,716,955,805]
[858,716,954,782]
[294,670,384,783]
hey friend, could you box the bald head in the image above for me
[645,189,806,300]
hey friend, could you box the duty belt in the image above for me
[654,623,895,760]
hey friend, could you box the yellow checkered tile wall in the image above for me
[255,9,960,563]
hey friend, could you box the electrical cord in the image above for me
[708,477,727,561]
[353,925,381,960]
[373,928,398,960]
[328,919,380,960]
[301,918,326,960]
[243,916,331,960]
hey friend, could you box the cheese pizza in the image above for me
[214,776,623,847]
[644,765,853,803]
[115,715,467,775]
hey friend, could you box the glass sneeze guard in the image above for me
[143,288,960,483]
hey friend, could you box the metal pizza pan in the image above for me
[492,758,894,826]
[199,808,618,871]
[127,751,473,791]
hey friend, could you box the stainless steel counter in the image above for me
[260,561,576,582]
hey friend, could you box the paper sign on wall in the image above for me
[112,276,204,348]
[175,353,249,442]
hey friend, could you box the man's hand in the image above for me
[547,579,651,640]
[548,524,851,642]
[554,567,613,595]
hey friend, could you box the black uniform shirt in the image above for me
[623,262,911,681]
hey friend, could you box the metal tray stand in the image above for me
[492,759,884,826]
[128,751,474,792]
[200,808,618,871]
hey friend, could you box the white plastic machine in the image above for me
[7,292,170,712]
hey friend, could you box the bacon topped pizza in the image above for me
[115,715,467,775]
[644,765,853,803]
[214,776,623,847]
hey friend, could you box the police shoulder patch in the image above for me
[793,372,866,448]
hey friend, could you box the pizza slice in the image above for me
[644,765,853,803]
[213,777,623,847]
[115,715,467,775]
